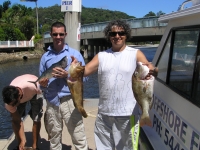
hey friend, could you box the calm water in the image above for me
[0,46,157,139]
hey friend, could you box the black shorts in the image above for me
[17,95,43,122]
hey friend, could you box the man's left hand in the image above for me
[52,67,68,78]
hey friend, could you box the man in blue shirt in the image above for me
[39,22,88,150]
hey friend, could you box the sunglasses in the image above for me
[52,33,65,37]
[109,31,126,37]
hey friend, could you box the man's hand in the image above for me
[149,67,158,77]
[19,141,26,150]
[52,67,68,78]
[71,56,78,65]
[142,62,158,79]
[38,78,49,87]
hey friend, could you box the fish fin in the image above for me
[143,87,146,93]
[140,116,152,127]
[27,81,37,88]
[78,107,88,118]
[44,111,51,140]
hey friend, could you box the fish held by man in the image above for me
[28,56,68,86]
[132,62,154,127]
[67,61,88,118]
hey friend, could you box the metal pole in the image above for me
[64,12,81,51]
[35,1,39,34]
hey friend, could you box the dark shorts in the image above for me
[17,95,43,122]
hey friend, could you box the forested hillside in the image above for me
[35,5,135,26]
[81,6,135,24]
[0,0,163,41]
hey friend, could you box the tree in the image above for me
[19,16,35,40]
[41,24,50,35]
[157,11,165,17]
[0,5,3,18]
[2,0,11,12]
[144,11,156,17]
[0,27,6,40]
[0,25,26,41]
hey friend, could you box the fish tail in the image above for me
[78,107,88,118]
[27,81,37,88]
[140,115,152,127]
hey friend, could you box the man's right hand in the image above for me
[19,140,26,150]
[38,78,49,87]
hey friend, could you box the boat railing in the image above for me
[178,0,200,10]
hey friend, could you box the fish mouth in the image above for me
[67,77,78,83]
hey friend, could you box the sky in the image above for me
[7,0,192,18]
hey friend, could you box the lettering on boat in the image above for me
[151,95,200,150]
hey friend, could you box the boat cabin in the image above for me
[142,0,200,150]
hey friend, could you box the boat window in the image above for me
[169,30,199,98]
[157,34,172,82]
[193,56,200,107]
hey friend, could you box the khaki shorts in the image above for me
[17,94,43,122]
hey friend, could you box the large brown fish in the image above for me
[67,61,88,118]
[132,62,154,127]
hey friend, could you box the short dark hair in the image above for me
[51,21,66,33]
[2,86,19,104]
[103,19,131,42]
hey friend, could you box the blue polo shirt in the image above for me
[39,44,87,106]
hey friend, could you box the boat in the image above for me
[141,0,200,150]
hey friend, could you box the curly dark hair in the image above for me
[103,19,131,42]
[51,21,66,33]
[2,86,19,104]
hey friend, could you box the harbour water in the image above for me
[0,46,157,139]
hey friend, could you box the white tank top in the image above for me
[98,46,139,116]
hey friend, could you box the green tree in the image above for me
[19,16,35,40]
[144,11,156,17]
[2,0,11,12]
[41,24,51,35]
[0,27,6,40]
[157,11,165,17]
[0,5,3,18]
[1,25,26,40]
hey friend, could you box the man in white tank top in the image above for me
[83,20,158,150]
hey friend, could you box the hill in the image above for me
[35,5,135,26]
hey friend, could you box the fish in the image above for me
[66,61,88,118]
[28,56,68,86]
[132,62,155,127]
[44,111,50,140]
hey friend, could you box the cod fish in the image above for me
[67,61,88,118]
[28,56,68,86]
[132,62,154,127]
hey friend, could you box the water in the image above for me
[0,46,157,139]
[0,59,40,139]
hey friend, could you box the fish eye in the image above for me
[134,72,139,77]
